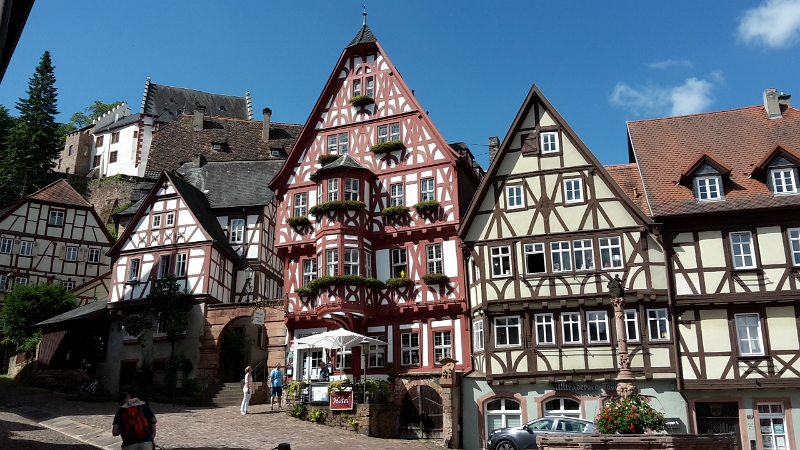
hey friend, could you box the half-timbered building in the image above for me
[458,85,684,449]
[0,179,114,307]
[629,88,800,450]
[269,20,482,441]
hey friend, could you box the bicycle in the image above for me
[76,376,106,398]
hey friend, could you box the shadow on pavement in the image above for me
[0,417,47,432]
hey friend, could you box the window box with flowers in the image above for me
[309,200,366,217]
[317,154,340,166]
[595,395,666,434]
[302,275,385,293]
[287,216,310,228]
[295,286,315,297]
[413,200,440,214]
[370,141,405,154]
[385,277,412,288]
[422,273,448,285]
[382,206,409,217]
[349,95,375,107]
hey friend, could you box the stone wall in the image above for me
[537,434,736,450]
[84,175,143,233]
[298,403,397,438]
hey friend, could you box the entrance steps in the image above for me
[209,382,268,407]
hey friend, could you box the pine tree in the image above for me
[0,51,60,205]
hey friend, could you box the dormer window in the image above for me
[694,175,724,201]
[212,143,225,152]
[752,146,800,196]
[770,168,798,195]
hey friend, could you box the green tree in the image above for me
[0,51,61,205]
[0,104,16,145]
[68,100,125,130]
[148,275,191,357]
[1,282,77,353]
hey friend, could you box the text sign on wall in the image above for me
[552,383,618,396]
[252,309,265,325]
[330,390,354,410]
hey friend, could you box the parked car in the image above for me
[487,416,597,450]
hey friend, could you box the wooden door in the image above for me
[397,385,443,439]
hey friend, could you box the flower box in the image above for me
[309,200,366,217]
[413,200,440,213]
[370,140,405,154]
[317,154,340,166]
[385,277,412,287]
[422,273,448,284]
[302,275,385,293]
[286,216,310,227]
[349,95,375,107]
[295,287,314,297]
[381,205,409,217]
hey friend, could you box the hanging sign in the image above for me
[330,390,354,410]
[252,309,265,325]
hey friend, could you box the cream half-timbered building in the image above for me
[0,179,113,306]
[630,89,800,450]
[458,85,684,449]
[269,22,481,442]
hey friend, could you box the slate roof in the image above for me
[142,82,251,120]
[310,154,373,181]
[28,179,92,207]
[347,24,377,47]
[94,113,141,134]
[36,298,107,327]
[629,104,800,218]
[605,163,651,216]
[146,114,302,174]
[175,160,285,208]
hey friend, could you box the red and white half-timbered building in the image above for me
[0,179,113,307]
[269,22,482,440]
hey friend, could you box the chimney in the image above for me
[262,107,272,141]
[488,136,500,164]
[192,154,206,168]
[764,88,782,119]
[779,92,792,107]
[193,105,206,131]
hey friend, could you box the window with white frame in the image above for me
[326,249,339,276]
[317,184,323,206]
[561,312,582,344]
[757,404,789,450]
[20,241,33,256]
[128,258,141,281]
[587,311,609,343]
[599,237,624,269]
[647,309,670,341]
[0,238,12,254]
[327,179,339,202]
[771,168,798,195]
[62,281,75,290]
[352,79,361,97]
[401,332,420,366]
[735,313,764,356]
[573,239,594,271]
[65,246,79,262]
[420,178,435,202]
[564,178,583,203]
[389,122,400,141]
[390,183,404,207]
[427,244,443,274]
[377,124,389,144]
[544,398,582,418]
[0,275,7,291]
[303,258,317,286]
[339,132,349,154]
[507,185,524,209]
[730,231,756,269]
[790,228,800,266]
[368,338,386,368]
[524,243,546,274]
[695,175,724,201]
[15,277,28,286]
[175,253,187,278]
[230,219,245,243]
[335,347,352,369]
[495,316,521,347]
[434,331,452,364]
[473,320,484,351]
[152,214,162,228]
[624,309,639,342]
[344,178,359,201]
[294,193,307,217]
[540,132,559,153]
[327,134,337,154]
[166,212,175,226]
[535,313,555,345]
[158,255,172,279]
[365,76,374,96]
[49,210,65,226]
[485,399,522,443]
[551,241,571,272]
[343,249,359,275]
[491,246,512,278]
[392,248,407,278]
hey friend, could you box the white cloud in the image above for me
[647,59,694,70]
[609,77,716,117]
[738,0,800,48]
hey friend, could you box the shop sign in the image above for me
[310,384,329,403]
[552,383,617,395]
[252,309,265,325]
[330,390,354,410]
[664,418,681,430]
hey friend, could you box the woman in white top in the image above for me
[241,366,253,415]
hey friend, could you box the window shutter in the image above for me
[79,247,87,262]
[12,239,19,254]
[59,244,66,260]
[33,242,39,256]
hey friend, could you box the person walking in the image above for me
[241,366,254,415]
[269,362,284,410]
[112,392,157,450]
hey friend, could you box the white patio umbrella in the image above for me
[293,328,386,349]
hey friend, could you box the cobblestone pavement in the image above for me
[0,410,96,449]
[0,380,447,450]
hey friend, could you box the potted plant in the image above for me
[286,216,310,228]
[370,140,405,154]
[309,200,366,217]
[413,200,440,214]
[385,276,412,287]
[381,205,409,217]
[422,273,448,285]
[349,95,374,107]
[595,394,666,434]
[317,154,340,166]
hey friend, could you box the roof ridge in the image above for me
[149,83,247,99]
[628,105,766,124]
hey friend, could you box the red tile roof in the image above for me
[628,104,800,217]
[27,179,91,207]
[604,163,650,216]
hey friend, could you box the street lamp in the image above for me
[360,338,370,404]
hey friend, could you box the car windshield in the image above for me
[527,419,554,430]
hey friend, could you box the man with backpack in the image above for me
[112,392,158,449]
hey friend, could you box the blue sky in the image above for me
[2,0,800,168]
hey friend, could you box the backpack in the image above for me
[240,377,245,389]
[120,406,150,441]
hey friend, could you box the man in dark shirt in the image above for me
[112,392,158,449]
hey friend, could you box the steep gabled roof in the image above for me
[140,78,252,120]
[146,114,301,174]
[175,160,285,208]
[629,104,800,217]
[679,153,732,185]
[347,24,377,47]
[27,179,92,208]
